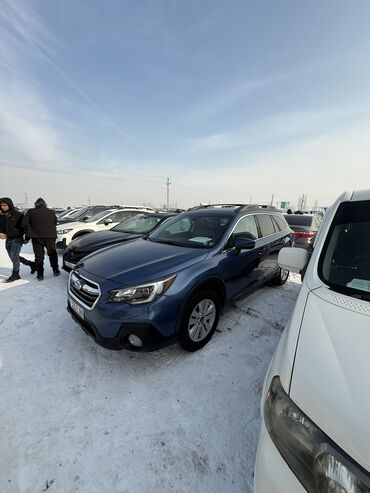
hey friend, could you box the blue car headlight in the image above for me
[108,274,176,305]
[264,376,370,492]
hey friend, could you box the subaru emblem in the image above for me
[72,279,82,290]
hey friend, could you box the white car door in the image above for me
[94,210,137,232]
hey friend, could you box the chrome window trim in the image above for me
[222,212,289,252]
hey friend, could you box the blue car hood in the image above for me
[80,238,209,285]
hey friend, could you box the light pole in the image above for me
[166,177,171,210]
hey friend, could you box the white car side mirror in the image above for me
[278,247,309,273]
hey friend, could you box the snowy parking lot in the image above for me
[0,243,301,493]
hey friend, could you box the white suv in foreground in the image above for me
[56,207,153,248]
[254,189,370,492]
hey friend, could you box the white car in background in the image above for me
[56,207,84,220]
[56,208,153,248]
[254,189,370,492]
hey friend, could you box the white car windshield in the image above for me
[84,210,113,223]
[68,208,89,219]
[319,200,370,300]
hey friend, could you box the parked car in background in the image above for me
[57,205,155,225]
[57,208,153,249]
[67,204,294,352]
[254,190,370,492]
[284,213,321,250]
[52,207,67,214]
[56,207,83,220]
[63,212,174,272]
[57,205,119,225]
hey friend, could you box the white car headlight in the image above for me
[109,274,176,305]
[57,228,74,235]
[264,377,370,492]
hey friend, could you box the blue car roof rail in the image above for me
[188,204,282,213]
[188,204,246,212]
[237,204,282,213]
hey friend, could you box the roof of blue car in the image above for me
[186,204,282,216]
[186,208,237,216]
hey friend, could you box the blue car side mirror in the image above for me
[234,237,255,250]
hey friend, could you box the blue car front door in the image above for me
[219,215,265,299]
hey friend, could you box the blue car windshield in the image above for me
[148,214,232,248]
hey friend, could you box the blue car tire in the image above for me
[179,290,221,351]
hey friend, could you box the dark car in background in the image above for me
[67,204,294,353]
[63,212,174,272]
[284,214,321,250]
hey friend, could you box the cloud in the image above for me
[189,133,241,151]
[41,54,134,142]
[184,58,349,123]
[0,0,133,174]
[0,0,55,55]
[187,105,370,153]
[0,87,75,168]
[185,74,285,121]
[0,1,80,176]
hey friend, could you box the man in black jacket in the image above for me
[0,197,25,282]
[22,198,60,281]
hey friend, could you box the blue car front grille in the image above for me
[69,272,101,309]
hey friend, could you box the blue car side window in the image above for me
[225,215,259,249]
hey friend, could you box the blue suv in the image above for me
[67,205,294,352]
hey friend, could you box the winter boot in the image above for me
[53,268,60,276]
[5,271,21,283]
[20,257,36,274]
[37,273,44,281]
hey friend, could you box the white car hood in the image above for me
[290,287,370,471]
[57,221,86,231]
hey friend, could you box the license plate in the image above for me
[70,298,84,319]
[65,260,76,269]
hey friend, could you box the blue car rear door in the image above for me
[255,214,290,279]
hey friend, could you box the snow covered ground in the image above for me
[0,242,301,493]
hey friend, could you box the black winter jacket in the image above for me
[0,198,24,239]
[22,204,58,239]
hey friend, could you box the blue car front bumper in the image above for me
[67,269,183,351]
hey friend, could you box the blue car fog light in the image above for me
[128,335,143,347]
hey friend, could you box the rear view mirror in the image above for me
[82,216,89,221]
[234,237,255,250]
[104,218,113,226]
[278,247,309,273]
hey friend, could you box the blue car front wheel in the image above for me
[179,290,221,351]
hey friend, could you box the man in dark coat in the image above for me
[22,198,60,281]
[0,197,25,282]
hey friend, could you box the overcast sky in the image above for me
[0,0,369,209]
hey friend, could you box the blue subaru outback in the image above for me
[67,205,293,352]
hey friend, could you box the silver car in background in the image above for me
[284,214,321,250]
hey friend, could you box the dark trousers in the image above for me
[32,238,59,275]
[5,238,22,273]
